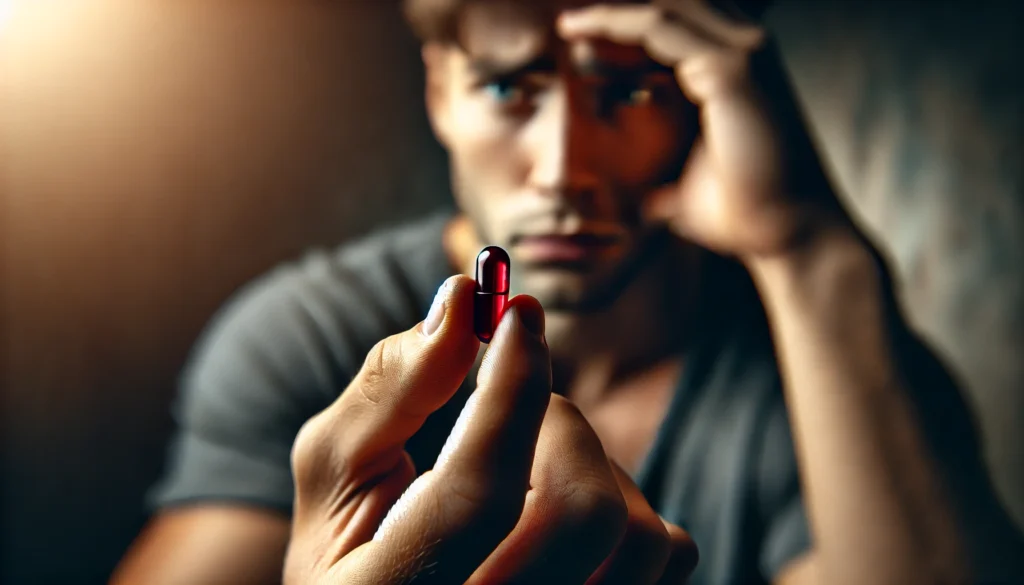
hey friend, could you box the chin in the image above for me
[518,271,588,311]
[518,268,623,314]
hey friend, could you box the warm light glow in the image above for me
[2,0,69,35]
[0,0,14,31]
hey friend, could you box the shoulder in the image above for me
[148,211,453,511]
[188,209,454,401]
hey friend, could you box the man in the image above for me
[111,1,1024,584]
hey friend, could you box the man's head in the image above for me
[406,0,698,313]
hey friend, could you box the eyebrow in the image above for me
[468,53,675,79]
[573,58,675,78]
[468,54,558,78]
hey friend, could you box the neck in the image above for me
[549,238,699,399]
[444,215,703,399]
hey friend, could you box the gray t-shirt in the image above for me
[150,210,1022,584]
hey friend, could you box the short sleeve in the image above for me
[755,399,813,580]
[147,256,357,512]
[147,213,453,513]
[760,498,811,578]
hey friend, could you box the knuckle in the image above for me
[358,334,411,402]
[547,393,584,422]
[541,396,629,541]
[443,472,493,510]
[741,26,767,49]
[546,396,599,450]
[443,470,506,511]
[622,515,672,564]
[435,471,522,534]
[290,413,332,488]
[562,479,628,538]
[665,524,701,576]
[359,337,391,394]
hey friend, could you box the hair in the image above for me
[402,0,466,44]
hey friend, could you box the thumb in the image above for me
[321,274,481,475]
[288,275,480,552]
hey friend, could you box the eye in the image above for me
[607,79,655,108]
[483,78,526,105]
[626,86,654,106]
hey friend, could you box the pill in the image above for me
[474,246,510,343]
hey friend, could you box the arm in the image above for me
[110,507,290,585]
[746,227,969,585]
[556,3,1023,582]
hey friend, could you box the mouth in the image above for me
[513,232,623,264]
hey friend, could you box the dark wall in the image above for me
[2,1,1021,584]
[1,2,449,583]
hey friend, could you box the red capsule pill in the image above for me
[474,246,510,343]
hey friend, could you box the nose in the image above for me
[524,81,602,199]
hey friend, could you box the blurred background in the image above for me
[1,1,1021,583]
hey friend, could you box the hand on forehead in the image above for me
[457,0,659,76]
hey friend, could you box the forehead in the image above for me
[455,0,650,70]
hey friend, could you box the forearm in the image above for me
[745,226,968,585]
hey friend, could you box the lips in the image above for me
[514,233,621,263]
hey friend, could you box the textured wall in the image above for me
[1,1,1021,584]
[769,0,1024,527]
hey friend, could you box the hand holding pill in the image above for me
[283,259,697,585]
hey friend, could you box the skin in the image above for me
[112,1,992,583]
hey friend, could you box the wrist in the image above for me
[743,221,884,310]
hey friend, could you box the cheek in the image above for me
[446,97,530,238]
[605,108,693,188]
[448,98,525,177]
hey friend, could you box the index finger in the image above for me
[320,275,481,476]
[346,298,552,585]
[558,2,763,49]
[557,4,661,44]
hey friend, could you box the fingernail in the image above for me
[421,281,448,336]
[517,305,545,338]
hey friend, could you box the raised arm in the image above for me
[747,228,969,585]
[557,2,1023,583]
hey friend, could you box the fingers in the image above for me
[584,462,675,585]
[287,275,481,581]
[659,0,766,47]
[292,275,480,493]
[358,296,553,585]
[559,4,661,45]
[655,518,701,585]
[581,459,701,585]
[560,4,707,68]
[557,2,764,54]
[557,3,764,104]
[432,295,549,487]
[466,395,628,585]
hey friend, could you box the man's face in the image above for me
[426,0,697,312]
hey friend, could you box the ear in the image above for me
[422,43,452,147]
